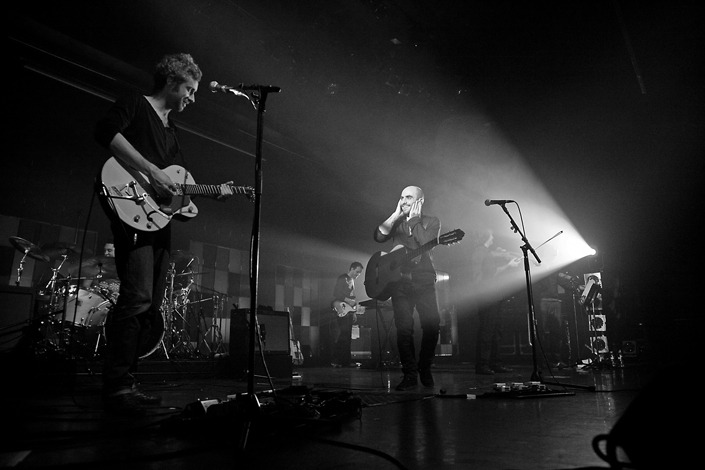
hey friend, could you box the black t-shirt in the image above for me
[95,91,183,168]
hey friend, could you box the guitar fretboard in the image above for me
[178,184,252,197]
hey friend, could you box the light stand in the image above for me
[493,202,594,393]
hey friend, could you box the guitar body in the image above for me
[364,229,466,301]
[332,300,365,318]
[364,249,404,301]
[100,157,197,232]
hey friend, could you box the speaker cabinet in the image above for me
[0,285,35,351]
[351,326,371,360]
[227,309,292,379]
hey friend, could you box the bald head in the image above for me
[399,186,425,217]
[402,186,424,199]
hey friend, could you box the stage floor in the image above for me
[0,351,685,469]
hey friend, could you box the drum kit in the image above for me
[5,237,227,362]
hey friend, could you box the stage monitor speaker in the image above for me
[227,309,292,378]
[590,335,609,354]
[0,285,35,351]
[589,314,607,332]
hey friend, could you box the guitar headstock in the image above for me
[232,185,255,202]
[439,229,465,246]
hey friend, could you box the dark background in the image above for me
[5,1,703,358]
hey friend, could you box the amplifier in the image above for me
[227,309,292,379]
[0,285,35,351]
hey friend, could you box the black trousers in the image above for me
[102,222,170,394]
[389,281,440,377]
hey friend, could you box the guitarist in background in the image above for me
[374,186,441,391]
[330,261,364,368]
[94,53,234,414]
[473,229,521,375]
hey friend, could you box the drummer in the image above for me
[92,242,120,303]
[82,242,118,294]
[103,242,115,259]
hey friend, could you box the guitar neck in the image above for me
[178,183,250,197]
[402,239,439,263]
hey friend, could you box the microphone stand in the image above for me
[495,203,593,394]
[242,86,279,450]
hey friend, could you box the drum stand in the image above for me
[163,265,195,358]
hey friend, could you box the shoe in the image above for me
[132,388,162,405]
[491,365,513,373]
[419,369,434,387]
[103,392,146,416]
[475,366,495,375]
[395,376,418,391]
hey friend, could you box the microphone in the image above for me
[209,81,249,97]
[238,83,281,93]
[484,199,515,206]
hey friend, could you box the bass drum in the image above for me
[55,288,111,358]
[138,312,165,359]
[103,310,165,359]
[59,288,109,327]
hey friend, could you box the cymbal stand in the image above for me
[198,294,226,357]
[41,256,72,353]
[15,249,30,287]
[168,276,196,358]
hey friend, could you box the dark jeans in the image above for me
[330,312,355,365]
[102,222,170,394]
[476,300,503,369]
[390,281,440,377]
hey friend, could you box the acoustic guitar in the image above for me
[364,229,465,301]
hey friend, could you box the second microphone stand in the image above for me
[496,203,593,393]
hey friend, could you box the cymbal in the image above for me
[66,255,117,278]
[41,241,92,260]
[9,236,50,262]
[170,250,194,262]
[174,271,209,277]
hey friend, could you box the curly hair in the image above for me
[152,53,202,92]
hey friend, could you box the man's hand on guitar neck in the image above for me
[215,181,235,201]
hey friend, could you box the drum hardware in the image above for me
[173,271,210,277]
[159,261,193,359]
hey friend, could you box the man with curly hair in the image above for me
[94,53,234,414]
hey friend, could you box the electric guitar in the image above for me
[364,229,465,301]
[289,315,304,366]
[332,300,366,318]
[99,157,254,232]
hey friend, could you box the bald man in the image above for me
[374,186,441,391]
